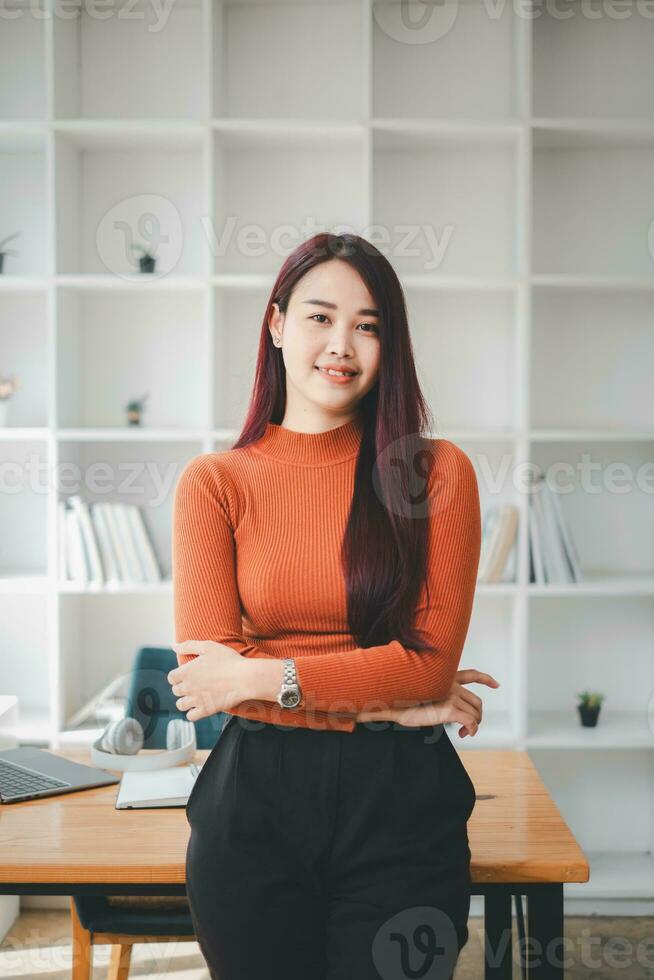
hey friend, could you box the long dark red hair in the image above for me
[232,232,439,656]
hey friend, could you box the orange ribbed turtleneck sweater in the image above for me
[172,416,481,733]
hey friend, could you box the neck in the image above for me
[254,414,364,466]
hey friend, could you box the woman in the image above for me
[168,232,500,980]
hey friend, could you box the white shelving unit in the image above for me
[1,0,652,913]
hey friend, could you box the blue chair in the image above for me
[70,646,227,980]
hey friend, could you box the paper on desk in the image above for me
[115,764,197,809]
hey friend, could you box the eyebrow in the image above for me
[302,298,380,318]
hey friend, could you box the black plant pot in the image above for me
[139,255,155,274]
[578,704,601,727]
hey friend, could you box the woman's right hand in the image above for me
[391,669,500,738]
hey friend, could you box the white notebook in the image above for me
[115,764,201,809]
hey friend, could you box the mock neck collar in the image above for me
[253,414,364,466]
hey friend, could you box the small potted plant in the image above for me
[129,243,156,274]
[125,392,149,426]
[0,232,20,274]
[0,374,19,426]
[576,690,604,728]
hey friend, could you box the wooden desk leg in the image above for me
[70,897,93,980]
[485,884,513,980]
[109,944,133,980]
[526,884,565,979]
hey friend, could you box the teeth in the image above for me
[319,367,355,377]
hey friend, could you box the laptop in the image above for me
[0,746,120,803]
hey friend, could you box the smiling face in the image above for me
[268,259,381,428]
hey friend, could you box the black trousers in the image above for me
[185,714,476,980]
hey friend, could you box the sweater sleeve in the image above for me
[293,441,482,716]
[171,453,358,732]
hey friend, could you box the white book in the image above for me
[531,485,555,583]
[113,502,146,583]
[529,497,545,584]
[126,505,162,583]
[57,500,69,581]
[100,503,132,583]
[69,495,104,586]
[115,765,199,809]
[65,508,88,585]
[547,483,583,583]
[501,534,516,583]
[90,502,121,587]
[540,482,573,584]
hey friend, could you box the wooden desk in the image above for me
[0,747,589,979]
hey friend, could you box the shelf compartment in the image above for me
[532,137,654,276]
[0,2,46,120]
[0,130,46,276]
[372,126,519,277]
[528,441,654,581]
[0,290,49,426]
[58,591,177,735]
[213,284,269,430]
[527,596,654,747]
[52,0,207,120]
[0,594,50,738]
[56,287,206,429]
[54,128,206,276]
[212,127,367,275]
[0,439,48,577]
[213,0,363,119]
[531,287,654,432]
[405,287,517,433]
[533,0,654,119]
[56,439,203,585]
[372,0,522,120]
[528,750,652,855]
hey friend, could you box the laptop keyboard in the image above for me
[0,759,70,800]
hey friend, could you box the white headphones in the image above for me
[91,716,197,772]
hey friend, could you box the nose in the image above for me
[326,325,355,358]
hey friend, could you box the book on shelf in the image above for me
[58,497,164,587]
[528,470,583,585]
[477,504,519,584]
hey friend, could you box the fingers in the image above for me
[175,696,195,712]
[454,694,481,726]
[455,710,478,736]
[459,688,483,722]
[457,669,501,689]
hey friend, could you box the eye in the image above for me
[309,313,379,335]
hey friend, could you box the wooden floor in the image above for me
[1,909,653,978]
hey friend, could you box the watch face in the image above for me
[281,689,300,708]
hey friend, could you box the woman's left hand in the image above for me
[168,639,252,721]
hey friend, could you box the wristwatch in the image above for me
[276,658,303,709]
